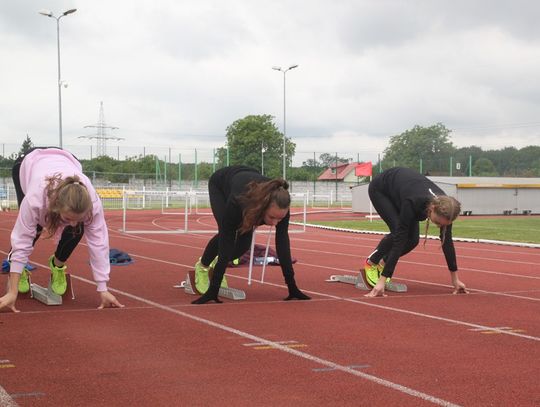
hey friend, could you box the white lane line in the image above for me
[0,386,18,407]
[82,277,460,407]
[341,297,540,342]
[226,277,540,342]
[2,248,538,341]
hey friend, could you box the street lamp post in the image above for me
[39,8,77,149]
[272,64,298,180]
[261,141,267,175]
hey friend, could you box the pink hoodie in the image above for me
[10,148,110,292]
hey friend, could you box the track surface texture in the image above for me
[1,209,539,406]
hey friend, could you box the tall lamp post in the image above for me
[39,8,77,149]
[272,64,298,180]
[261,141,267,175]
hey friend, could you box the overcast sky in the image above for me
[1,0,540,162]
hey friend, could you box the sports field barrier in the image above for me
[120,189,307,234]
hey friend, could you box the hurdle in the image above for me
[178,270,246,300]
[326,271,407,293]
[246,227,274,285]
[30,274,75,305]
[121,190,307,235]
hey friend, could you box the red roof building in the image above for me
[318,162,363,182]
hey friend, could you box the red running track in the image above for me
[0,209,539,406]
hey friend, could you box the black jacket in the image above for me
[209,166,295,285]
[371,167,457,277]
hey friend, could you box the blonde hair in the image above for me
[423,195,461,247]
[44,174,93,237]
[237,179,290,234]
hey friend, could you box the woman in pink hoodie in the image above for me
[0,148,124,312]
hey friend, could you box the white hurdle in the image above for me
[247,227,273,285]
[121,189,216,234]
[121,190,307,236]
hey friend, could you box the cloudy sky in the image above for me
[1,0,540,163]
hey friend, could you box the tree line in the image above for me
[1,119,539,184]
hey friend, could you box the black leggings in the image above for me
[10,149,84,263]
[367,181,419,264]
[200,180,253,266]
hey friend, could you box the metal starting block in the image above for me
[176,271,246,300]
[326,272,407,293]
[30,274,75,305]
[326,274,370,290]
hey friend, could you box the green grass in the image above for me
[308,217,540,244]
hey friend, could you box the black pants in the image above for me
[201,178,253,266]
[367,179,419,264]
[10,148,84,263]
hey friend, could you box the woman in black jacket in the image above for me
[192,165,310,304]
[364,167,468,297]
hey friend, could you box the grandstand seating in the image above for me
[96,188,123,199]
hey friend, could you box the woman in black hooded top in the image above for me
[363,167,468,297]
[192,165,310,304]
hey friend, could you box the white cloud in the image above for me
[1,0,540,160]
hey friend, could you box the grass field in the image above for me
[307,216,540,244]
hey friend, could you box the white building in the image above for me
[352,176,540,215]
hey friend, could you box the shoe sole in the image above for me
[358,268,374,288]
[51,287,67,296]
[190,270,208,294]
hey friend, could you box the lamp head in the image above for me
[288,64,299,70]
[63,9,77,15]
[38,9,53,17]
[272,66,282,71]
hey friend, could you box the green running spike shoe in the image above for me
[377,263,385,275]
[18,267,30,294]
[364,260,380,287]
[194,259,210,294]
[376,264,391,284]
[208,256,228,288]
[49,255,67,295]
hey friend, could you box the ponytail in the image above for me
[237,179,290,234]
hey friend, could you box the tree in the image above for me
[222,115,295,178]
[317,153,352,168]
[512,146,540,176]
[473,157,498,176]
[453,146,484,176]
[382,123,455,174]
[18,134,34,156]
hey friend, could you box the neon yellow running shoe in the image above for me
[208,256,228,288]
[377,263,385,275]
[376,264,392,284]
[18,267,30,294]
[49,255,67,295]
[194,259,210,294]
[364,260,380,287]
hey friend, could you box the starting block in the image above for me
[326,271,407,293]
[176,270,246,300]
[30,274,75,305]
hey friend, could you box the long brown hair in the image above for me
[237,178,290,234]
[423,195,461,247]
[44,174,93,237]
